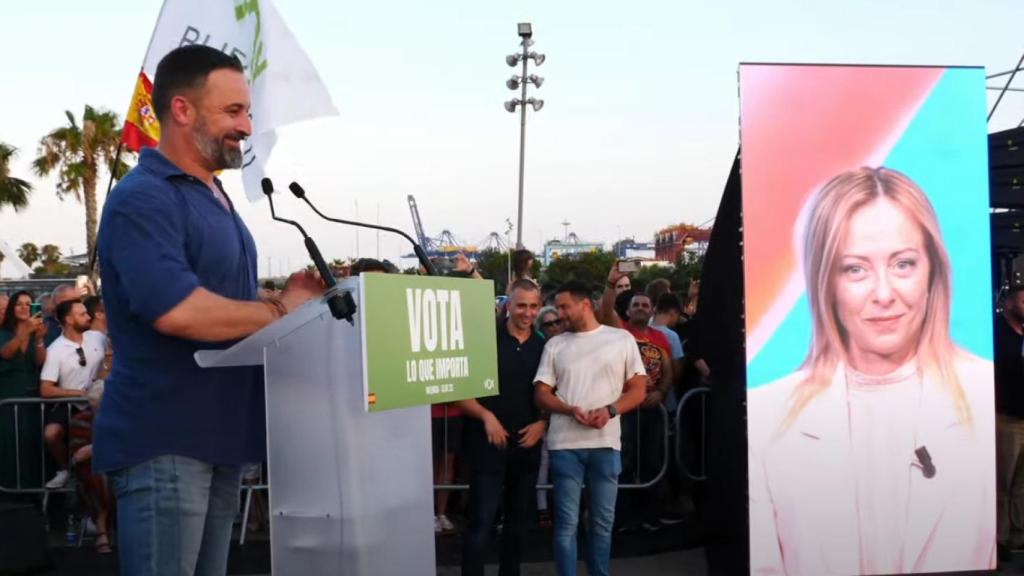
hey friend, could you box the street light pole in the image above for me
[516,39,529,249]
[505,23,545,250]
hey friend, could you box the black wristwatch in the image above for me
[606,404,618,418]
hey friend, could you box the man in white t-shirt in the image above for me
[534,280,647,576]
[40,299,106,489]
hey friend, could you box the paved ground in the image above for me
[46,547,1024,575]
[435,549,706,575]
[31,517,1024,574]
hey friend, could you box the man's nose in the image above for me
[238,114,253,137]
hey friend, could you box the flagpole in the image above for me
[89,142,124,279]
[90,0,169,280]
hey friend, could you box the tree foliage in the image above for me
[34,244,69,276]
[17,242,40,267]
[0,142,33,212]
[539,250,618,291]
[33,106,132,267]
[631,250,704,293]
[475,249,511,294]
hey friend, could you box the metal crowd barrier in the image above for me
[675,386,710,481]
[0,396,708,545]
[0,397,84,497]
[433,403,671,491]
[239,467,267,546]
[0,396,90,538]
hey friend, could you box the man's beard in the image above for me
[193,115,244,170]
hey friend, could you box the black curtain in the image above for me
[689,150,749,575]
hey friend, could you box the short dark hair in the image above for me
[508,278,540,294]
[82,295,104,319]
[614,289,636,321]
[350,258,390,276]
[646,278,671,303]
[555,280,591,301]
[655,293,683,315]
[56,298,83,326]
[152,45,245,122]
[512,249,535,277]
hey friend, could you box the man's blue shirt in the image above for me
[43,316,61,347]
[94,148,265,472]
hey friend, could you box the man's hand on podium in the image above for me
[280,270,327,313]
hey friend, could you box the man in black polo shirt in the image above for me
[997,286,1024,559]
[459,278,547,576]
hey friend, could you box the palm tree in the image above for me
[18,242,39,267]
[39,244,62,268]
[33,106,131,266]
[0,142,33,211]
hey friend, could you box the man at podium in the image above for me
[94,45,321,575]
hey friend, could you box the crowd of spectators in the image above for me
[0,282,113,553]
[396,249,705,575]
[0,248,703,571]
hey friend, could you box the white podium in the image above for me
[196,279,435,576]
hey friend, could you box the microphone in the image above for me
[914,446,936,479]
[261,178,356,323]
[287,181,439,276]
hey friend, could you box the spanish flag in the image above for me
[120,71,160,152]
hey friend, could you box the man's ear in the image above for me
[168,94,195,126]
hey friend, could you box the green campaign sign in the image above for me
[360,274,499,412]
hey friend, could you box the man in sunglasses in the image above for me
[39,299,106,489]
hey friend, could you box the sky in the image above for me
[2,0,1024,277]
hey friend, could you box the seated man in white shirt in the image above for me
[40,299,106,489]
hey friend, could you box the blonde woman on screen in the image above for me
[748,167,995,575]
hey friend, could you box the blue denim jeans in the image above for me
[549,448,621,576]
[108,455,242,576]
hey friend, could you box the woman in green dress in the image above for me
[0,291,47,494]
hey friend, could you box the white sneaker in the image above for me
[46,470,69,489]
[438,514,455,532]
[434,515,442,533]
[83,517,97,536]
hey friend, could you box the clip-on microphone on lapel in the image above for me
[914,446,936,479]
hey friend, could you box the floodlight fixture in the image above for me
[504,22,547,250]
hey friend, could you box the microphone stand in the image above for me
[262,178,356,323]
[287,182,439,276]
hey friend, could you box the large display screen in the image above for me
[741,64,995,575]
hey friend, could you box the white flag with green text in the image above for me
[140,0,337,201]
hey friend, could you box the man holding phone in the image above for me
[43,285,78,347]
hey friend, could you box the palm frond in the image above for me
[0,177,32,211]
